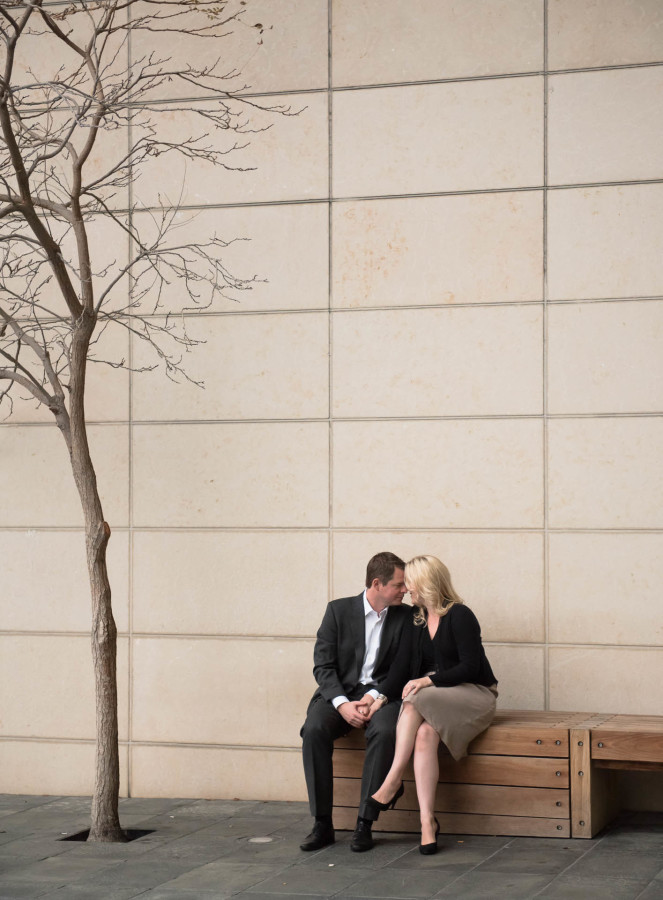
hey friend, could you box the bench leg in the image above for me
[570,728,619,838]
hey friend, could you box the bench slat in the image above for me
[592,730,663,763]
[334,777,569,818]
[333,749,569,788]
[333,806,571,838]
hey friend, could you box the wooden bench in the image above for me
[572,714,663,838]
[333,710,663,839]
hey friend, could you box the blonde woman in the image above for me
[363,555,497,854]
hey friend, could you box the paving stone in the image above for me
[565,848,663,881]
[635,881,663,899]
[0,797,60,817]
[38,886,150,899]
[118,797,195,815]
[217,834,311,863]
[166,799,260,819]
[0,883,58,899]
[0,836,76,861]
[2,794,663,900]
[144,859,286,895]
[473,845,585,875]
[233,895,323,900]
[194,816,296,842]
[3,853,122,884]
[243,863,368,895]
[596,828,663,851]
[535,875,653,899]
[433,871,555,899]
[143,838,235,867]
[337,865,459,898]
[504,835,601,851]
[68,857,204,889]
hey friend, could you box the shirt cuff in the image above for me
[332,695,349,709]
[366,689,380,700]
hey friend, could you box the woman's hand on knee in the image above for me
[402,676,433,699]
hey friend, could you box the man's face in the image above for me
[377,568,407,606]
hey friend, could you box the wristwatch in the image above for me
[376,693,388,705]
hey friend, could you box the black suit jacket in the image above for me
[310,593,412,703]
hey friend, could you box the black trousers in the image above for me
[301,688,401,821]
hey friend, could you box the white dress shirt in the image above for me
[332,591,388,709]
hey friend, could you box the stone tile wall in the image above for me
[1,0,662,801]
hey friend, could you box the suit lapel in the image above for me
[373,605,397,673]
[351,594,365,680]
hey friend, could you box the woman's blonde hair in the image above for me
[405,555,464,624]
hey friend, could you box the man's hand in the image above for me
[337,700,369,728]
[356,693,375,716]
[362,694,386,722]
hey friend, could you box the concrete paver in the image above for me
[0,796,661,899]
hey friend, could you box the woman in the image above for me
[365,555,497,854]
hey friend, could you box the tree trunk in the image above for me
[62,311,125,843]
[86,515,125,842]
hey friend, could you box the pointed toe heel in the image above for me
[369,781,405,813]
[419,817,440,855]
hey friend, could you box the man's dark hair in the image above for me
[365,551,406,588]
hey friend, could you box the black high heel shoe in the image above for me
[419,817,440,855]
[369,781,404,812]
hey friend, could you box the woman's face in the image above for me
[406,581,421,606]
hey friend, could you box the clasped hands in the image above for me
[338,676,433,727]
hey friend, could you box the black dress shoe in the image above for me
[350,819,374,852]
[419,817,440,855]
[300,821,335,851]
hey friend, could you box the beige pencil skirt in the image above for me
[402,681,498,761]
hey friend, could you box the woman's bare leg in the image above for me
[413,722,440,844]
[371,702,424,805]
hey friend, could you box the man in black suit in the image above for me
[300,551,410,853]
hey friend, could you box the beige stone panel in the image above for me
[132,312,328,421]
[0,425,129,527]
[0,741,128,797]
[333,77,543,197]
[132,531,328,636]
[549,533,663,646]
[6,213,130,323]
[8,325,130,425]
[547,184,663,301]
[548,68,663,186]
[131,203,329,314]
[549,647,663,715]
[548,419,663,529]
[332,0,543,86]
[548,0,663,70]
[332,192,543,308]
[0,636,129,740]
[333,420,543,529]
[548,301,663,414]
[133,94,328,208]
[333,306,542,417]
[0,530,129,634]
[130,0,328,97]
[131,744,305,801]
[131,637,315,746]
[332,532,544,643]
[132,422,329,528]
[11,4,126,94]
[484,645,544,709]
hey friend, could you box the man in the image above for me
[300,551,410,853]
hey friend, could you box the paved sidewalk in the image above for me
[0,795,662,899]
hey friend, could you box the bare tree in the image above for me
[0,0,289,841]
